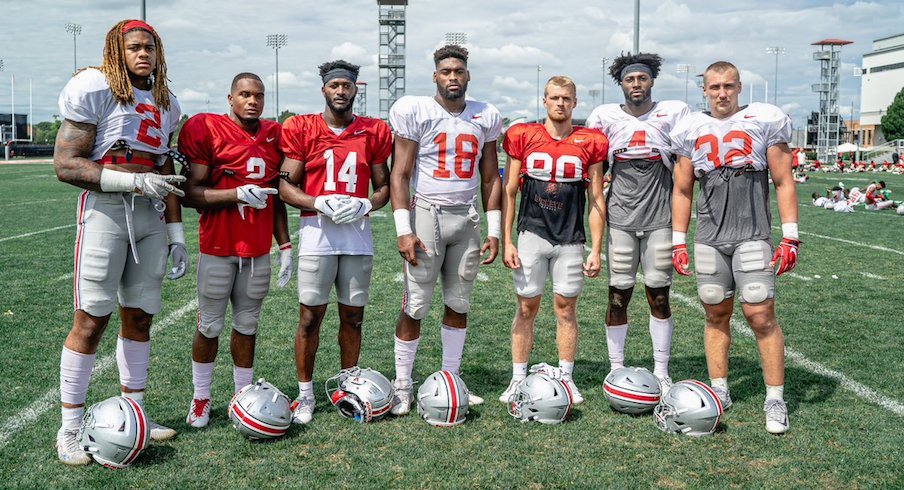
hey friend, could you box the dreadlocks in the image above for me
[608,52,663,83]
[98,19,172,111]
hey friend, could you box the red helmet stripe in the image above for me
[121,397,147,466]
[232,402,287,436]
[558,378,573,418]
[441,371,459,424]
[603,382,660,403]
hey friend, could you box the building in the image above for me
[859,33,904,147]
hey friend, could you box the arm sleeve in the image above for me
[177,116,213,166]
[388,97,420,142]
[591,131,610,165]
[279,116,308,161]
[58,73,105,125]
[370,121,394,165]
[585,107,603,130]
[765,114,793,148]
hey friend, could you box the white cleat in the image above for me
[390,379,413,416]
[467,393,484,406]
[186,399,211,429]
[56,427,91,466]
[710,385,733,411]
[764,399,790,434]
[498,378,522,403]
[291,396,315,425]
[561,374,584,405]
[655,375,673,397]
[149,419,177,442]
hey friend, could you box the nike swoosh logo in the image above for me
[574,139,585,143]
[472,115,482,119]
[354,130,366,135]
[655,113,667,117]
[266,137,276,142]
[744,115,755,119]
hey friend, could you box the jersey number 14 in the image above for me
[323,149,359,193]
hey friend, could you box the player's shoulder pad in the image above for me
[389,95,424,114]
[573,126,607,140]
[68,68,110,91]
[656,100,691,115]
[746,102,788,123]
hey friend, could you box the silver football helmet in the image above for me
[508,372,573,425]
[417,370,470,427]
[603,367,661,415]
[654,380,724,437]
[228,378,292,440]
[325,367,394,423]
[78,396,150,469]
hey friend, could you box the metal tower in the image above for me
[354,82,368,116]
[377,0,407,120]
[811,39,852,164]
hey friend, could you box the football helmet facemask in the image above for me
[508,371,573,425]
[654,380,724,437]
[325,367,394,423]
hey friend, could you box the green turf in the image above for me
[1,163,903,488]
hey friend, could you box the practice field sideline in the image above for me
[0,164,902,488]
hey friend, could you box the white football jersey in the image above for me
[58,68,182,162]
[389,95,502,206]
[670,102,791,175]
[586,100,689,170]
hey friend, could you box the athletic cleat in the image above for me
[56,427,91,466]
[468,393,484,406]
[290,396,315,425]
[656,375,673,397]
[390,379,413,416]
[148,419,177,441]
[710,385,733,411]
[499,378,522,403]
[561,374,584,405]
[186,398,211,428]
[764,399,790,434]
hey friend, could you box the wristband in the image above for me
[672,231,687,246]
[393,209,413,237]
[166,222,185,245]
[278,242,292,251]
[781,222,799,240]
[99,168,136,193]
[486,210,502,239]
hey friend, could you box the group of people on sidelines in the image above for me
[51,19,802,466]
[812,180,904,213]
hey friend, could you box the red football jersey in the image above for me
[502,124,609,182]
[178,113,283,257]
[280,114,392,216]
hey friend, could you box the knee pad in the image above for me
[698,284,727,305]
[444,297,471,315]
[197,318,225,339]
[458,247,480,282]
[739,281,769,304]
[343,288,369,308]
[232,316,259,336]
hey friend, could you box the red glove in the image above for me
[672,244,691,276]
[771,238,801,276]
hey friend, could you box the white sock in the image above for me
[605,324,629,370]
[394,336,420,382]
[711,377,729,391]
[191,361,214,400]
[649,315,674,378]
[233,366,253,394]
[766,384,784,401]
[298,381,314,400]
[60,347,95,406]
[440,324,467,374]
[61,407,84,430]
[512,362,528,381]
[559,360,575,376]
[116,336,150,391]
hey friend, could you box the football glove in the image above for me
[133,173,186,199]
[277,244,294,288]
[771,238,801,276]
[332,197,373,225]
[314,195,351,220]
[236,184,278,219]
[672,244,691,276]
[167,243,188,280]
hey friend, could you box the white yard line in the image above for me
[53,272,74,282]
[786,272,813,282]
[772,226,904,256]
[0,224,75,243]
[0,299,199,449]
[860,272,887,280]
[0,198,66,208]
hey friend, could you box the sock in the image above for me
[512,362,528,381]
[233,366,253,394]
[191,361,214,400]
[605,324,629,370]
[394,336,420,382]
[710,377,729,391]
[116,336,150,391]
[298,381,314,400]
[649,315,674,378]
[61,407,84,430]
[766,384,784,401]
[60,347,95,407]
[440,325,467,374]
[559,360,575,376]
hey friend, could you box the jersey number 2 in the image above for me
[324,150,358,193]
[433,133,479,179]
[135,103,162,147]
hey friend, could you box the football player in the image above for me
[586,53,689,392]
[499,76,607,404]
[53,20,185,465]
[279,60,392,425]
[388,45,503,414]
[671,61,799,434]
[179,73,290,429]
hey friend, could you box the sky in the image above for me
[2,0,903,131]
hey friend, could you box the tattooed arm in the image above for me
[53,119,102,190]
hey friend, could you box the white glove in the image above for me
[167,243,188,280]
[332,197,373,225]
[276,243,294,288]
[314,195,351,220]
[236,184,278,219]
[133,173,186,199]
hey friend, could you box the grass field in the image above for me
[1,162,903,488]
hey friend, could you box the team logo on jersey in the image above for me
[472,115,482,120]
[353,129,366,136]
[655,113,668,117]
[744,114,756,119]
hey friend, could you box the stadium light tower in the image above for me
[589,89,600,109]
[445,32,467,46]
[65,23,82,74]
[766,46,785,105]
[266,34,288,121]
[601,56,609,104]
[536,65,542,122]
[676,63,694,104]
[377,0,408,120]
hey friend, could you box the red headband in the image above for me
[121,20,155,36]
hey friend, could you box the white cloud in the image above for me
[329,42,371,67]
[178,89,210,102]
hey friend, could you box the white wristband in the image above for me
[393,209,413,237]
[672,231,687,246]
[99,168,136,193]
[486,210,502,239]
[166,222,185,245]
[781,222,799,240]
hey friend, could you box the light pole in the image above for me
[766,46,785,106]
[589,89,600,110]
[266,34,288,121]
[140,0,146,21]
[65,23,82,74]
[601,56,609,104]
[676,63,694,104]
[536,65,542,122]
[633,0,640,53]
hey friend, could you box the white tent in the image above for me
[836,143,859,153]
